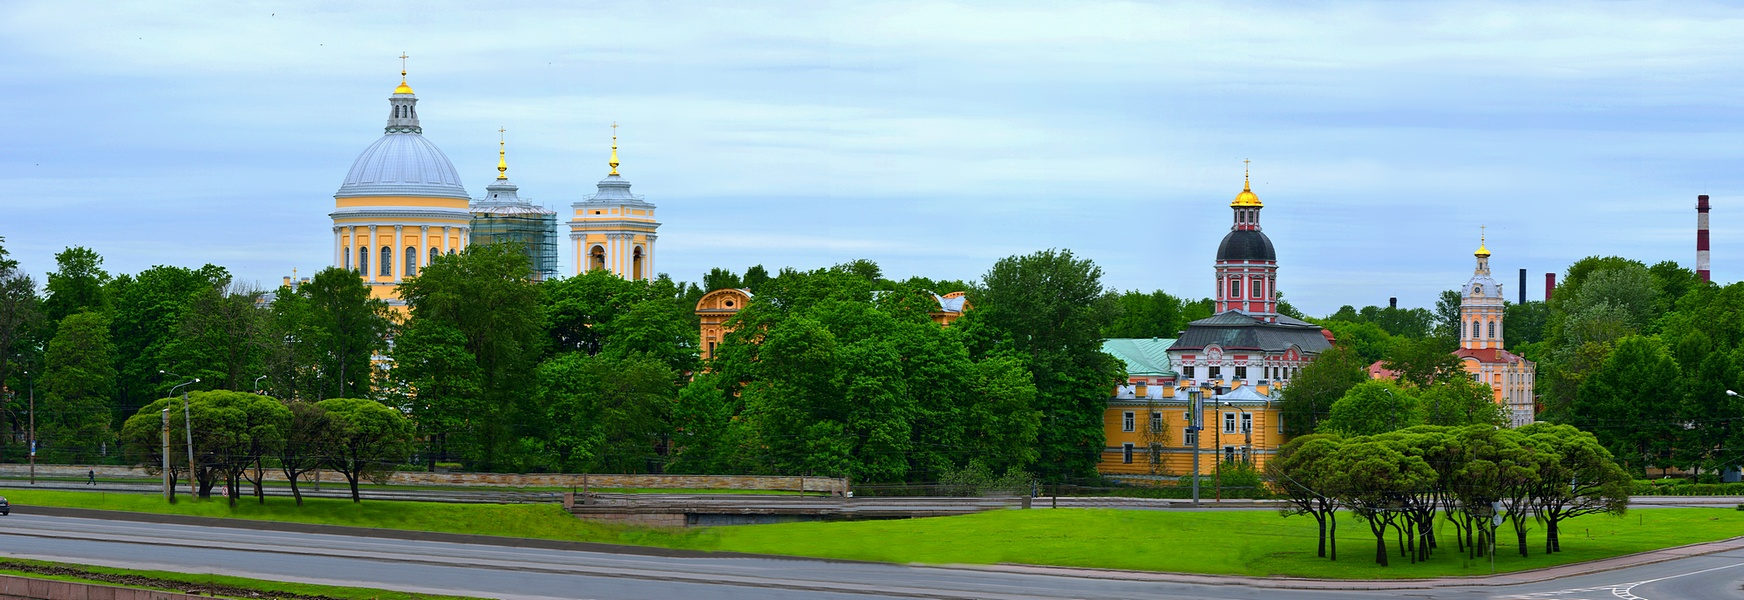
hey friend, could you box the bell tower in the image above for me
[569,124,659,280]
[1459,228,1505,350]
[1213,161,1279,321]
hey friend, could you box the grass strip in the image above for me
[0,557,482,600]
[9,488,1744,578]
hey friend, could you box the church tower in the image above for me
[569,125,659,280]
[1459,230,1505,350]
[1213,162,1279,321]
[330,57,471,306]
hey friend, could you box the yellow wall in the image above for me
[1097,394,1281,477]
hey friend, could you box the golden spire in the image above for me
[608,122,620,176]
[394,52,414,95]
[496,127,508,180]
[1231,158,1262,207]
[1475,225,1491,257]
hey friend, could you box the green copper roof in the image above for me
[1101,338,1177,377]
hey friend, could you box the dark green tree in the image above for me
[1319,380,1422,436]
[39,311,117,462]
[1568,335,1680,472]
[1278,345,1369,436]
[318,397,413,502]
[294,267,390,400]
[42,246,111,326]
[536,352,675,473]
[1520,422,1630,554]
[1102,289,1186,339]
[0,237,46,447]
[108,264,229,417]
[1381,336,1462,389]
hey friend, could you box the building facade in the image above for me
[469,136,560,281]
[1098,169,1328,478]
[331,67,472,307]
[570,128,659,281]
[1455,235,1537,426]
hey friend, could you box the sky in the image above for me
[2,1,1741,316]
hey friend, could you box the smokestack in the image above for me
[1545,273,1556,301]
[1388,297,1397,309]
[1698,195,1712,283]
[1518,269,1526,304]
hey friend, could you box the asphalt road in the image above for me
[1,513,1742,599]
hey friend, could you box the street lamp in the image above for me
[1727,390,1739,398]
[23,370,33,485]
[253,375,267,392]
[163,371,200,497]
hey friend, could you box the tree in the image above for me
[1316,320,1395,365]
[1504,301,1549,349]
[536,352,674,473]
[120,396,190,501]
[967,249,1123,482]
[164,283,270,392]
[1381,336,1462,389]
[396,244,544,471]
[0,237,46,450]
[1102,289,1186,339]
[742,264,772,291]
[108,264,229,418]
[276,400,333,506]
[42,246,111,325]
[1569,335,1680,472]
[1520,423,1629,554]
[1328,437,1435,566]
[1420,375,1508,427]
[1319,380,1422,436]
[38,311,117,462]
[186,391,288,506]
[318,398,412,502]
[390,320,481,470]
[701,267,742,292]
[1433,289,1463,339]
[297,267,390,400]
[1279,345,1369,437]
[1269,433,1344,560]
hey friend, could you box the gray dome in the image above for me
[1216,229,1276,262]
[335,133,469,199]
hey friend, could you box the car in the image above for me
[0,496,8,516]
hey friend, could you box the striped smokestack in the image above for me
[1698,195,1712,283]
[1545,273,1556,301]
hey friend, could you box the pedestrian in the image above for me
[87,470,95,486]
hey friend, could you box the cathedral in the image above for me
[1454,234,1537,426]
[327,61,651,303]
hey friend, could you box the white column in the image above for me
[367,225,378,280]
[420,225,430,268]
[646,234,657,281]
[332,226,341,267]
[442,226,451,254]
[393,225,405,283]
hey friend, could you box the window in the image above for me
[1241,413,1253,434]
[1234,366,1247,380]
[1209,366,1221,380]
[1184,428,1198,446]
[1223,412,1238,434]
[1224,446,1237,463]
[405,246,418,276]
[1229,278,1242,298]
[1471,320,1481,338]
[589,245,606,271]
[1487,321,1495,338]
[1149,411,1163,433]
[632,246,644,280]
[379,246,392,276]
[1149,443,1162,465]
[1183,365,1195,378]
[1122,411,1135,432]
[343,247,351,271]
[358,247,369,275]
[1251,278,1263,299]
[1122,443,1134,464]
[429,246,440,265]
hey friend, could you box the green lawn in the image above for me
[8,488,1741,579]
[0,557,483,600]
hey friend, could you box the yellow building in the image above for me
[1098,338,1284,478]
[570,125,659,281]
[331,64,471,307]
[1454,233,1537,426]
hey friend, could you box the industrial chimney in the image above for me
[1545,273,1556,301]
[1518,269,1526,304]
[1388,297,1397,309]
[1698,195,1712,283]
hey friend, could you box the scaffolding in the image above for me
[469,201,560,281]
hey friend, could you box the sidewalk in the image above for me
[957,535,1744,590]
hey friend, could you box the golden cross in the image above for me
[611,121,618,138]
[498,126,506,141]
[1481,224,1486,242]
[399,52,409,76]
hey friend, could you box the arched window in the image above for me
[405,246,418,276]
[632,246,644,280]
[343,247,351,271]
[429,246,440,265]
[1471,320,1481,338]
[1487,320,1495,338]
[380,246,392,276]
[358,247,369,275]
[590,245,606,271]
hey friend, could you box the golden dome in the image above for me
[1231,162,1261,207]
[394,76,414,95]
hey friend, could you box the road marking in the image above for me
[1497,559,1744,600]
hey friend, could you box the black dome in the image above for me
[1216,229,1276,262]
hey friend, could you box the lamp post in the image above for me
[1188,386,1203,508]
[24,370,33,485]
[254,375,267,392]
[161,408,171,500]
[165,373,200,498]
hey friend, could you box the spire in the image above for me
[384,54,421,134]
[609,122,620,176]
[1475,225,1491,257]
[1231,159,1261,207]
[496,127,508,180]
[394,52,414,95]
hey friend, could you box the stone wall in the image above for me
[0,574,213,600]
[0,464,848,495]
